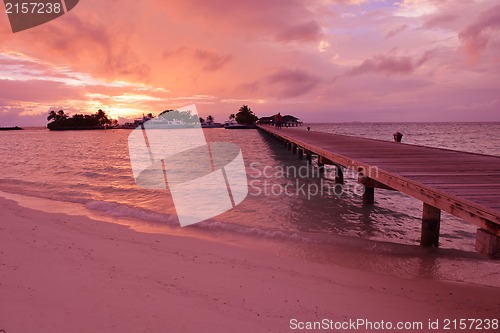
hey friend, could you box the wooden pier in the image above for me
[257,125,500,257]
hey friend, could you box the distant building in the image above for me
[257,115,302,127]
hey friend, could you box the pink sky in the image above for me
[1,0,499,126]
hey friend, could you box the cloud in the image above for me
[1,8,150,81]
[1,0,500,124]
[394,0,440,18]
[385,24,408,39]
[276,20,322,43]
[459,3,500,64]
[193,49,232,71]
[0,79,83,103]
[348,51,433,76]
[423,13,457,29]
[0,106,48,126]
[155,0,324,44]
[267,69,321,98]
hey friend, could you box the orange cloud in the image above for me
[1,0,499,124]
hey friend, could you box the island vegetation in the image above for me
[0,126,23,131]
[157,109,200,124]
[235,105,258,125]
[47,109,117,130]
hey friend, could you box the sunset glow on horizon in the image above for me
[1,0,499,126]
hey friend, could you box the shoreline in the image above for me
[1,189,499,286]
[1,196,499,332]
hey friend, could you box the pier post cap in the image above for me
[393,132,403,143]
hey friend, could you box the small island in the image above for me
[223,105,259,129]
[47,109,117,131]
[0,126,23,131]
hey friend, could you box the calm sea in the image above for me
[1,122,499,286]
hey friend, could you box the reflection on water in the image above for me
[0,123,499,286]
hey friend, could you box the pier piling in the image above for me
[257,124,500,257]
[362,186,375,205]
[421,203,441,247]
[475,229,500,257]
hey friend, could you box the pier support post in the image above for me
[335,165,344,184]
[475,228,500,257]
[420,203,441,247]
[306,150,312,163]
[292,144,297,155]
[298,148,304,160]
[287,142,292,151]
[362,186,374,205]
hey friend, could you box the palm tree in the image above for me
[57,109,68,120]
[229,113,235,120]
[239,105,251,114]
[206,115,214,124]
[47,109,68,122]
[47,110,58,122]
[95,109,111,125]
[236,105,258,124]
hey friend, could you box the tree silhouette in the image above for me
[57,109,68,120]
[235,105,258,124]
[47,110,58,122]
[47,109,115,130]
[96,109,111,125]
[47,109,67,122]
[158,109,199,124]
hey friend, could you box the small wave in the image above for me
[80,171,103,179]
[85,200,178,225]
[83,199,473,259]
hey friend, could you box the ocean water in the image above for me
[1,123,499,286]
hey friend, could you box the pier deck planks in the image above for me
[257,125,500,236]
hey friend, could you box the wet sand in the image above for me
[1,196,499,332]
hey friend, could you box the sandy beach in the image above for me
[1,196,499,333]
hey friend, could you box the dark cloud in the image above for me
[276,21,322,43]
[267,69,321,98]
[385,24,408,39]
[348,51,433,76]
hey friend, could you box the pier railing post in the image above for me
[292,144,297,155]
[421,203,441,247]
[298,148,304,160]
